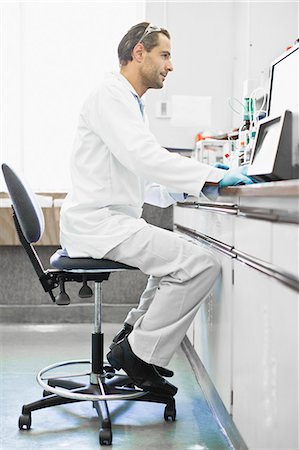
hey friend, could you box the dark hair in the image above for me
[118,22,170,66]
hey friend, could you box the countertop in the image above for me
[221,179,299,197]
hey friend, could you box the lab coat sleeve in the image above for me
[84,82,225,197]
[143,180,185,208]
[200,166,224,200]
[201,186,219,201]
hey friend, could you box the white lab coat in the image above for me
[60,72,223,258]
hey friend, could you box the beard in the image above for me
[140,66,164,90]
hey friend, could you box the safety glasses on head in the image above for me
[138,23,162,44]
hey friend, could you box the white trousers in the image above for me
[104,224,220,367]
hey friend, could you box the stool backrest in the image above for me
[2,164,45,244]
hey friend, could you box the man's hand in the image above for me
[219,165,255,188]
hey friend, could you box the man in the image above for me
[60,22,254,396]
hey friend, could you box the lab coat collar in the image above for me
[108,72,145,107]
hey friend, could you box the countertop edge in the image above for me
[220,179,299,197]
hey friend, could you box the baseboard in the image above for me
[181,336,248,450]
[0,303,136,323]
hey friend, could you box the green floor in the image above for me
[0,323,232,450]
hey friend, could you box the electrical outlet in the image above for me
[156,100,171,118]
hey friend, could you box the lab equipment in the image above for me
[228,83,269,168]
[247,110,292,181]
[227,96,258,167]
[238,97,255,164]
[193,139,232,166]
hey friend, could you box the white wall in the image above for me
[0,1,145,191]
[145,1,235,149]
[0,3,23,179]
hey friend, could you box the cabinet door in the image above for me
[233,262,298,450]
[194,251,233,412]
[234,216,272,263]
[272,222,299,278]
[193,209,235,246]
[173,206,199,231]
[174,205,235,246]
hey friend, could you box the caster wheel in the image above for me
[18,413,32,430]
[104,365,115,374]
[105,373,114,380]
[104,366,115,379]
[164,405,176,421]
[99,428,112,445]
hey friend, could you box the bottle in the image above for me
[244,125,256,163]
[238,98,254,165]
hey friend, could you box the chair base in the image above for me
[18,359,176,446]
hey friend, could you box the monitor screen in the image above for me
[248,110,292,181]
[267,44,299,176]
[251,117,281,174]
[268,44,298,117]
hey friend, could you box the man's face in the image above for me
[140,33,173,90]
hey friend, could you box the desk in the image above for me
[0,193,65,245]
[174,180,299,450]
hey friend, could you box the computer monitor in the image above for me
[248,111,292,181]
[266,43,299,178]
[248,43,298,180]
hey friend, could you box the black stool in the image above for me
[2,163,176,446]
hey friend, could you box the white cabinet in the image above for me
[194,251,233,412]
[173,206,199,232]
[272,222,299,278]
[174,184,299,450]
[174,204,235,246]
[234,216,272,262]
[233,262,298,449]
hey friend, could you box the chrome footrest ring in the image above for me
[37,359,147,401]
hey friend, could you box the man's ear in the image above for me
[132,43,144,63]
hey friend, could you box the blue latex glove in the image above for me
[213,163,230,170]
[219,165,254,188]
[239,164,259,183]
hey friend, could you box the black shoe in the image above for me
[107,337,178,397]
[110,323,174,378]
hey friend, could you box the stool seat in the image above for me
[51,249,137,272]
